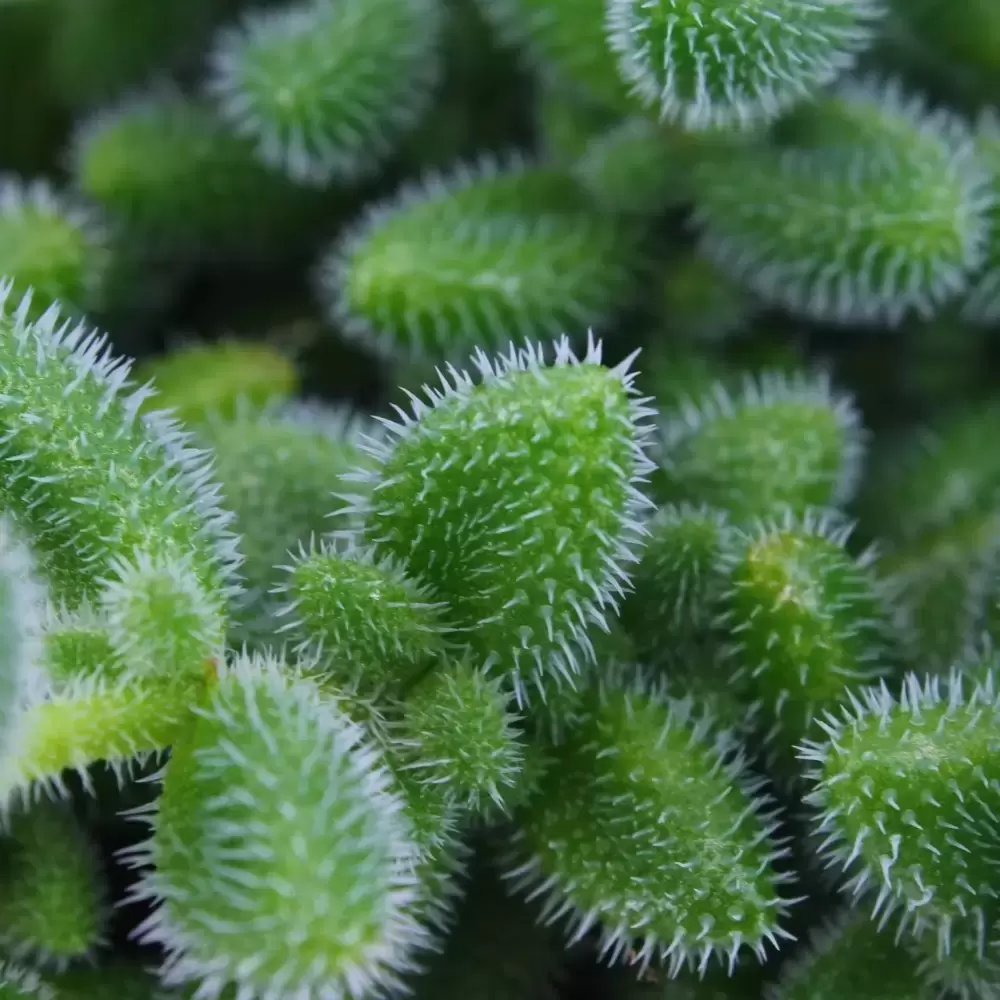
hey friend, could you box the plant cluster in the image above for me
[0,1,999,999]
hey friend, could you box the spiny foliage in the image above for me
[128,652,427,1000]
[508,674,796,976]
[859,401,1000,672]
[393,658,525,815]
[692,75,993,326]
[387,765,469,942]
[618,502,731,667]
[7,0,1000,992]
[762,908,932,999]
[606,0,886,130]
[324,156,642,359]
[207,0,444,186]
[655,369,865,518]
[275,538,449,695]
[0,518,44,764]
[344,335,655,704]
[906,902,1000,1000]
[0,802,106,969]
[571,117,690,218]
[0,963,52,1000]
[0,176,108,320]
[135,340,298,427]
[72,90,326,264]
[0,671,203,809]
[715,509,895,776]
[197,402,373,643]
[800,670,1000,942]
[0,284,235,688]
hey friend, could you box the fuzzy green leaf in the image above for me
[693,76,993,326]
[508,674,797,976]
[800,670,1000,942]
[346,336,655,704]
[207,0,444,186]
[655,370,865,518]
[0,802,106,969]
[128,651,428,1000]
[324,157,642,359]
[276,537,449,696]
[607,0,885,129]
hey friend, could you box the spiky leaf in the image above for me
[763,909,932,1000]
[0,802,106,969]
[619,503,731,667]
[394,658,525,815]
[655,370,865,518]
[692,76,993,326]
[129,652,428,1000]
[800,671,1000,939]
[607,0,885,129]
[716,509,894,776]
[0,177,108,319]
[199,402,373,644]
[346,336,654,704]
[72,91,327,264]
[508,676,796,976]
[323,157,641,359]
[135,340,298,427]
[276,538,449,696]
[207,0,443,185]
[0,519,44,763]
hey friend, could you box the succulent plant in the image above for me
[72,90,327,265]
[128,652,428,1000]
[206,0,444,186]
[715,508,895,777]
[0,802,107,969]
[618,502,731,668]
[275,537,449,695]
[692,76,993,326]
[762,908,932,999]
[606,0,886,130]
[393,657,525,815]
[323,156,642,359]
[3,1,1000,995]
[654,369,866,518]
[197,402,373,643]
[507,673,797,977]
[135,340,298,427]
[0,518,44,765]
[0,176,109,319]
[859,401,1000,672]
[800,670,1000,943]
[0,963,53,1000]
[342,335,655,704]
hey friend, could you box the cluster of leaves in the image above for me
[0,1,1000,999]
